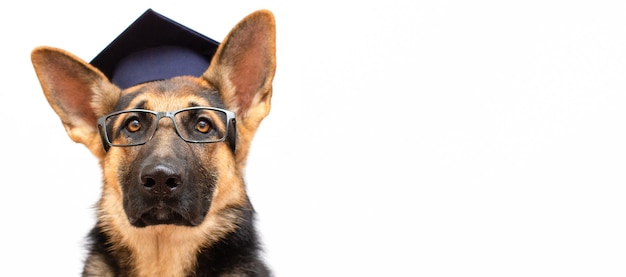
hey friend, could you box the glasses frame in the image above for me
[97,107,236,153]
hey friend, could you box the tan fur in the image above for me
[31,10,276,277]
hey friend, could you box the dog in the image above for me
[31,10,275,277]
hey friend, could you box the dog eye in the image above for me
[195,118,212,133]
[126,118,142,133]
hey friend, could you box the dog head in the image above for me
[31,10,275,230]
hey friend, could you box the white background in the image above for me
[1,1,625,276]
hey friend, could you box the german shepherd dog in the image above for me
[30,10,275,277]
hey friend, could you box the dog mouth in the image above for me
[136,207,187,227]
[128,200,203,227]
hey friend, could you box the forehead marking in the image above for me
[115,80,222,112]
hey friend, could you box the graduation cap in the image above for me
[90,9,220,89]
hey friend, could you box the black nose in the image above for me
[139,164,182,197]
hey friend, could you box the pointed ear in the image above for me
[31,46,121,158]
[204,10,276,119]
[203,10,276,167]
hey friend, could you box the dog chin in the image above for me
[130,208,197,228]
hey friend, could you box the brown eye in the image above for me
[195,119,211,133]
[127,119,141,132]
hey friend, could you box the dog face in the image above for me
[31,9,275,242]
[103,78,234,227]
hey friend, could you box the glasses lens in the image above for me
[104,111,157,146]
[174,108,228,142]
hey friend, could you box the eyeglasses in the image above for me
[97,107,236,152]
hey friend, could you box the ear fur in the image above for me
[203,10,277,168]
[31,46,120,159]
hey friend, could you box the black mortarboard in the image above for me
[90,9,219,89]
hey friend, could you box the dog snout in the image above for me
[139,164,183,197]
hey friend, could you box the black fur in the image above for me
[194,203,270,276]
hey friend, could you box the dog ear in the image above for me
[31,46,120,158]
[204,10,276,119]
[203,10,276,167]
